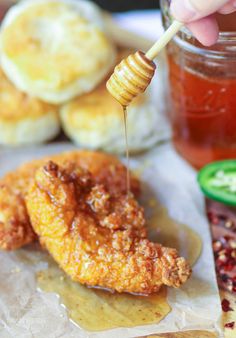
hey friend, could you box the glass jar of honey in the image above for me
[161,0,236,169]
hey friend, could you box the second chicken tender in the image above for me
[26,161,191,295]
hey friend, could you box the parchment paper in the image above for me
[0,142,223,338]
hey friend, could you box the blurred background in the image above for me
[0,0,160,13]
[93,0,160,12]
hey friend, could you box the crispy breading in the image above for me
[0,185,36,250]
[26,161,191,294]
[0,151,139,250]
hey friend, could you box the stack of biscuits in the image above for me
[0,0,161,153]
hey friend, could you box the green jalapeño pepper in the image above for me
[198,160,236,206]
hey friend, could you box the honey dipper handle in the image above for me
[145,20,183,60]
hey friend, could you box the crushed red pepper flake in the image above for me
[207,210,236,231]
[221,299,233,312]
[224,321,235,329]
[212,235,236,293]
[207,203,236,295]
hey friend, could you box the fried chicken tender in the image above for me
[0,151,139,250]
[26,161,191,295]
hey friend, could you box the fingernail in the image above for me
[170,0,197,22]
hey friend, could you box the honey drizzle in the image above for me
[123,106,130,194]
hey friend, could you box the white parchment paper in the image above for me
[0,142,223,338]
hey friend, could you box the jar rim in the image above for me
[174,30,236,59]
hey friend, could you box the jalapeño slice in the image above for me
[198,160,236,206]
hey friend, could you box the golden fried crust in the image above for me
[0,185,36,250]
[0,151,139,250]
[0,0,116,103]
[26,161,191,294]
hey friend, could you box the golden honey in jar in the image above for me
[161,0,236,169]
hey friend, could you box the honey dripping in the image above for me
[123,106,130,195]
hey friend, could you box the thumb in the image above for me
[170,0,231,22]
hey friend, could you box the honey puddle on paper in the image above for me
[37,201,202,331]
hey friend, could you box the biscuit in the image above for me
[0,68,60,145]
[60,50,162,154]
[0,0,116,104]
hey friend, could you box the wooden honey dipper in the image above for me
[106,20,183,106]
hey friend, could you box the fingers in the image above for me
[170,0,236,46]
[218,0,236,13]
[171,0,233,22]
[186,16,219,46]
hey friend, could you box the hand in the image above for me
[170,0,236,46]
